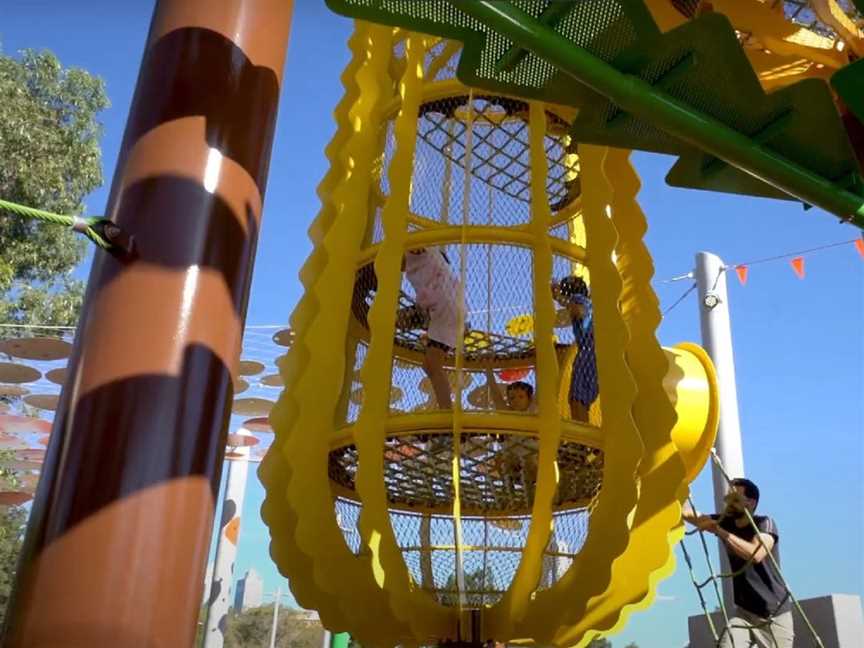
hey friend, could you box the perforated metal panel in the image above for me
[326,0,864,206]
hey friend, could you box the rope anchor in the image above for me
[82,217,136,259]
[1,198,135,260]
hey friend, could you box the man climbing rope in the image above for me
[683,478,794,647]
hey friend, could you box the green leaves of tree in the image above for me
[0,47,109,328]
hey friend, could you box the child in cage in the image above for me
[483,367,535,414]
[552,275,599,423]
[401,247,465,410]
[482,365,538,495]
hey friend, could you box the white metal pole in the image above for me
[269,587,282,648]
[202,428,253,648]
[321,630,332,648]
[694,251,746,610]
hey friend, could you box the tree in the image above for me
[0,47,108,328]
[586,639,612,648]
[440,565,496,607]
[0,452,28,629]
[224,604,324,648]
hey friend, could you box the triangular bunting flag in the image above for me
[734,265,748,285]
[855,238,864,259]
[790,256,805,279]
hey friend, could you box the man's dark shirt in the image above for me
[711,514,791,618]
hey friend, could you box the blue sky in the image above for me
[2,2,862,647]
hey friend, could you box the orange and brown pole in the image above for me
[4,1,293,645]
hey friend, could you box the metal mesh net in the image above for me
[328,432,603,515]
[409,94,578,225]
[328,73,606,609]
[347,243,601,427]
[332,494,600,605]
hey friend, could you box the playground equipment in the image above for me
[258,19,721,646]
[260,1,863,646]
[2,1,862,647]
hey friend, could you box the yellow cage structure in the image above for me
[260,24,719,647]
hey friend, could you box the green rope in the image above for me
[684,496,740,647]
[683,451,828,647]
[679,541,725,645]
[0,198,113,250]
[709,450,827,648]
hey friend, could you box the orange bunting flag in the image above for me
[734,265,748,285]
[855,238,864,259]
[790,256,805,279]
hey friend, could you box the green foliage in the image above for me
[586,639,612,648]
[440,565,496,606]
[0,46,108,327]
[0,451,27,629]
[223,605,324,648]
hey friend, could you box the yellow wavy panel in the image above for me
[514,145,643,645]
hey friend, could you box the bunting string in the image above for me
[656,237,863,286]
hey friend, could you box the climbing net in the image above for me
[326,69,606,611]
[680,450,827,647]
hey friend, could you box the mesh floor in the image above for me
[332,494,598,606]
[328,431,603,515]
[414,95,578,215]
[378,92,580,233]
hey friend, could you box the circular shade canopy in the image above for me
[233,378,249,395]
[232,398,275,417]
[24,394,60,411]
[238,360,265,376]
[0,362,40,384]
[261,374,284,387]
[242,417,273,433]
[0,492,32,506]
[0,415,52,437]
[0,435,29,451]
[16,448,45,462]
[0,337,72,361]
[272,328,294,347]
[0,385,29,398]
[226,433,260,448]
[45,367,68,386]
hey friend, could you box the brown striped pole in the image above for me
[4,1,293,645]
